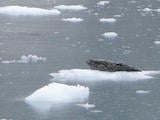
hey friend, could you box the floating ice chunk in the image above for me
[2,54,46,64]
[25,83,89,103]
[154,41,160,45]
[97,1,110,6]
[54,5,87,11]
[102,32,118,39]
[18,54,46,63]
[0,6,61,16]
[76,103,95,109]
[99,18,117,23]
[136,90,150,94]
[142,8,153,12]
[155,9,160,12]
[50,69,158,82]
[61,18,83,22]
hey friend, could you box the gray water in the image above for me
[0,0,160,120]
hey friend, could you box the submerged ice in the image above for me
[50,69,159,82]
[0,6,61,16]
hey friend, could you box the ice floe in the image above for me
[99,18,117,23]
[2,54,46,64]
[0,6,61,16]
[25,83,89,103]
[50,69,159,82]
[61,18,83,22]
[54,5,87,11]
[76,103,95,109]
[136,90,150,94]
[102,32,118,39]
[97,1,110,6]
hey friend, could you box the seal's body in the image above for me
[86,59,141,72]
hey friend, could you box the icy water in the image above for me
[0,0,160,120]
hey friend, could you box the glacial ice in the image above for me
[0,6,61,16]
[50,69,158,82]
[25,83,89,103]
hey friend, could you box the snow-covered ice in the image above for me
[102,32,118,39]
[61,18,83,22]
[50,69,159,82]
[0,6,61,16]
[54,5,87,11]
[25,83,89,103]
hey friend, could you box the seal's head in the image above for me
[86,59,95,66]
[86,59,110,65]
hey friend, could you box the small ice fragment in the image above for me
[142,8,153,12]
[99,18,117,23]
[61,18,83,22]
[97,1,110,6]
[76,103,95,109]
[2,55,46,64]
[102,32,118,39]
[54,5,87,11]
[154,41,160,45]
[136,90,150,94]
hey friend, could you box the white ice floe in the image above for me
[61,18,83,22]
[136,90,150,94]
[2,54,46,64]
[50,69,159,82]
[99,18,117,23]
[54,5,87,11]
[97,1,110,6]
[76,103,95,109]
[141,8,153,13]
[102,32,118,39]
[0,6,61,16]
[154,41,160,45]
[25,83,89,103]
